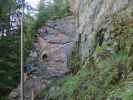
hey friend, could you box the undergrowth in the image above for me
[38,47,133,100]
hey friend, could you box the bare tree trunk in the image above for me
[31,90,34,100]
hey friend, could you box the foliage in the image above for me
[0,0,21,99]
[0,0,17,33]
[68,34,81,74]
[38,45,133,100]
[23,13,36,60]
[0,35,20,99]
[35,0,69,29]
[107,81,133,100]
[38,68,89,100]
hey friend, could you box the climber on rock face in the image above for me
[24,64,33,81]
[38,26,49,37]
[25,64,33,73]
[44,26,48,35]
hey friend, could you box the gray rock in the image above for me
[68,0,132,61]
[9,21,74,99]
[9,88,19,100]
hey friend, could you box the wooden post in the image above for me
[31,90,34,100]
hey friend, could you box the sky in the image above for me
[25,0,40,8]
[25,0,54,9]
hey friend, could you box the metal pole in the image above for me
[21,0,24,100]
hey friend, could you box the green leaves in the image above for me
[107,81,133,100]
[0,36,20,97]
[35,0,69,29]
[0,0,17,32]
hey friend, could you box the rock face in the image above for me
[9,16,74,100]
[68,0,133,61]
[38,16,76,40]
[34,33,73,78]
[9,0,133,99]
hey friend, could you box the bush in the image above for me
[0,35,20,98]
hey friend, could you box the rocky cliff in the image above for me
[66,0,133,99]
[9,0,133,100]
[69,0,133,61]
[9,16,75,100]
[37,0,133,100]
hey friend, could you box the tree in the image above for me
[35,0,69,29]
[0,0,22,99]
[0,0,22,36]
